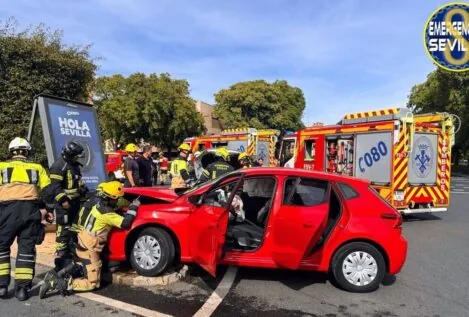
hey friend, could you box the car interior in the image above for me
[225,177,276,251]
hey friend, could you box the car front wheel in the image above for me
[331,242,386,293]
[129,227,175,277]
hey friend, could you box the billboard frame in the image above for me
[28,93,107,189]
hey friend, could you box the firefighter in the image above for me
[0,137,51,301]
[198,148,234,183]
[39,181,139,297]
[170,144,192,194]
[49,141,87,271]
[238,152,252,168]
[123,143,140,188]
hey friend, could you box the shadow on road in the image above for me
[403,213,441,222]
[232,267,329,291]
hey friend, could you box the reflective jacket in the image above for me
[48,157,83,204]
[0,157,50,202]
[77,198,134,241]
[170,157,190,189]
[199,161,234,183]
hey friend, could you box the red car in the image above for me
[108,168,407,292]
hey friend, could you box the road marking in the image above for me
[193,267,238,317]
[25,259,175,317]
[453,192,469,195]
[77,292,174,317]
[452,189,465,192]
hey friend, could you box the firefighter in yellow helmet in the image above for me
[40,181,139,297]
[0,137,51,301]
[170,143,192,194]
[198,147,234,183]
[123,143,140,188]
[238,152,252,168]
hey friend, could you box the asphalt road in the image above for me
[2,176,468,317]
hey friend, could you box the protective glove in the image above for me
[128,198,141,211]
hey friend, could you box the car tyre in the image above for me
[331,242,386,293]
[130,227,175,277]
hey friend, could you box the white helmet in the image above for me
[9,137,32,153]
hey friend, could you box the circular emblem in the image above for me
[412,136,434,178]
[424,3,469,72]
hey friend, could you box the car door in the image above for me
[271,177,330,269]
[189,174,244,276]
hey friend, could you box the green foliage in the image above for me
[0,18,96,162]
[213,80,305,131]
[93,73,206,150]
[407,68,469,157]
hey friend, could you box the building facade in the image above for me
[195,101,222,135]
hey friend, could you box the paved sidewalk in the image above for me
[11,232,188,286]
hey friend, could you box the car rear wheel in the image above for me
[130,227,175,277]
[331,242,386,293]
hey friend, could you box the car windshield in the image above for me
[182,177,220,195]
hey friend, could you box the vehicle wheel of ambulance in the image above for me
[130,227,175,277]
[331,242,386,293]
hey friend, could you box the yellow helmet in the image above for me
[215,147,229,160]
[178,143,191,152]
[238,152,249,161]
[100,181,124,199]
[125,143,139,153]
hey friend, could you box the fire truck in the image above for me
[277,108,458,214]
[184,128,280,166]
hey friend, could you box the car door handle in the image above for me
[303,223,314,228]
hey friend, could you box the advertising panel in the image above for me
[37,95,106,190]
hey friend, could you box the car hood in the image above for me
[124,187,179,203]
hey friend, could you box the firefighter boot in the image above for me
[15,286,29,301]
[0,287,7,299]
[39,270,69,299]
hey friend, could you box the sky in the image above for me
[0,0,447,125]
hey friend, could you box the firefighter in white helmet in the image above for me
[0,137,51,301]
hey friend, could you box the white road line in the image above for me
[193,267,238,317]
[452,189,465,192]
[453,192,469,195]
[77,292,174,317]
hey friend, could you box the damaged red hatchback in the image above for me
[107,168,407,293]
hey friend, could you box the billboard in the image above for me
[35,95,106,190]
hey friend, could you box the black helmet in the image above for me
[62,141,84,160]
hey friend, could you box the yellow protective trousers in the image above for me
[71,231,106,292]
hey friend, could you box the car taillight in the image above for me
[381,212,403,229]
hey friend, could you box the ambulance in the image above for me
[184,128,280,167]
[277,108,458,214]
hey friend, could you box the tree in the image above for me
[0,18,96,163]
[407,68,469,161]
[93,73,206,151]
[213,80,305,131]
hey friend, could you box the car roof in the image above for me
[236,168,370,185]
